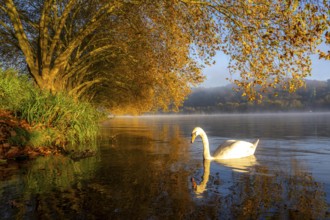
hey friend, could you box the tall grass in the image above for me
[20,91,100,150]
[0,68,101,152]
[0,68,33,111]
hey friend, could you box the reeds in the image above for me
[0,68,101,152]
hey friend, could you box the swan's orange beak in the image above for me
[191,133,196,143]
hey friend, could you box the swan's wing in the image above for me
[213,140,237,155]
[217,140,237,149]
[213,140,256,159]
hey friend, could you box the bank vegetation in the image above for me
[0,69,100,159]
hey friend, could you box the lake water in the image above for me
[1,113,330,219]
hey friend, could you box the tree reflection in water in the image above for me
[0,155,98,219]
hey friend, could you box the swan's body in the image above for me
[191,127,259,160]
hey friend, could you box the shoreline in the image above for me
[0,110,56,161]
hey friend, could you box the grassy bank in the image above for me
[0,68,101,159]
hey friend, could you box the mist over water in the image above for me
[1,112,330,219]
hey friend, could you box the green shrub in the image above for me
[0,68,101,152]
[19,91,100,151]
[0,68,33,111]
[27,128,57,148]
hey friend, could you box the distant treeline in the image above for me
[181,80,330,113]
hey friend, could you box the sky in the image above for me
[201,46,330,88]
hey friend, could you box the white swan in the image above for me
[191,127,259,160]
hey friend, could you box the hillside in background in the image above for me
[181,80,330,113]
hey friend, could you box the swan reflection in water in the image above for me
[192,155,258,196]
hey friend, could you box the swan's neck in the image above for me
[199,131,213,160]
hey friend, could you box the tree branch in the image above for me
[39,0,53,69]
[4,0,41,83]
[49,2,121,79]
[69,77,104,98]
[46,0,77,68]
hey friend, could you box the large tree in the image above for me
[0,0,211,113]
[0,0,329,113]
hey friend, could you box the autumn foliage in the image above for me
[0,0,329,113]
